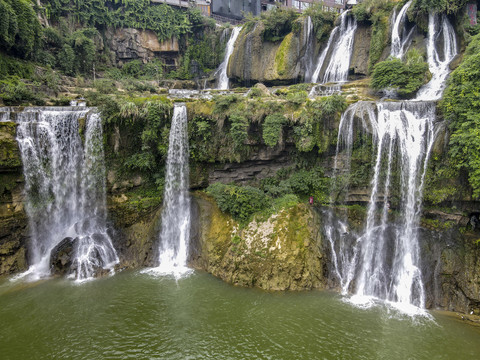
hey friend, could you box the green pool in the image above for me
[1,270,479,359]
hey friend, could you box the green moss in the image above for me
[0,122,21,168]
[275,33,294,76]
[421,218,456,231]
[368,15,389,73]
[108,185,163,227]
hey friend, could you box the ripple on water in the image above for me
[0,271,479,359]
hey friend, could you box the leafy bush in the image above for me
[0,53,34,80]
[351,0,394,72]
[212,94,240,116]
[371,52,429,97]
[248,87,264,98]
[0,0,42,58]
[286,90,308,106]
[263,113,286,147]
[45,1,195,42]
[0,79,43,105]
[304,4,336,42]
[229,112,249,149]
[261,7,300,42]
[442,33,480,198]
[206,183,271,223]
[293,95,347,152]
[411,0,469,14]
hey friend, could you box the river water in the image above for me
[1,271,479,359]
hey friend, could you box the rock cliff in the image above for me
[227,18,314,85]
[190,193,326,290]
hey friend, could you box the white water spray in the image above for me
[390,0,414,59]
[416,13,457,100]
[155,104,191,277]
[310,11,357,84]
[14,108,118,281]
[217,27,241,90]
[327,101,437,314]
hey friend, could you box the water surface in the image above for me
[1,271,479,359]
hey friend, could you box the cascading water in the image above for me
[416,12,457,101]
[302,16,316,82]
[310,11,357,84]
[327,101,437,314]
[217,27,241,90]
[155,103,191,277]
[14,107,118,280]
[390,0,414,59]
[324,7,458,314]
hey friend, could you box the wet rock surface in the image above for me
[190,193,326,291]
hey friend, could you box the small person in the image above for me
[309,196,314,205]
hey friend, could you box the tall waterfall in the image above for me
[217,27,241,90]
[328,101,437,313]
[390,0,414,59]
[310,11,357,84]
[302,16,316,82]
[15,107,118,280]
[416,13,457,100]
[156,104,191,277]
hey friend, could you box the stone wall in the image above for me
[105,28,179,67]
[0,121,28,275]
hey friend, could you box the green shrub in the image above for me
[206,183,271,223]
[411,0,469,14]
[371,55,429,97]
[248,87,264,98]
[94,79,117,94]
[293,95,346,153]
[0,0,42,58]
[442,33,480,198]
[262,113,286,147]
[261,7,300,42]
[286,90,308,106]
[0,53,34,79]
[0,80,42,105]
[229,112,249,149]
[304,4,336,42]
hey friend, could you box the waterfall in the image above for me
[217,27,241,90]
[310,11,357,84]
[390,0,414,59]
[327,101,437,313]
[14,107,118,280]
[416,13,457,101]
[303,16,316,82]
[155,104,191,277]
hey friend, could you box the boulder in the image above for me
[50,237,76,276]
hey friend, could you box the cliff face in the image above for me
[105,28,180,67]
[190,193,326,290]
[227,18,313,85]
[0,121,28,275]
[1,103,480,315]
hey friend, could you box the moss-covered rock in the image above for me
[227,18,312,86]
[191,192,326,291]
[0,121,21,170]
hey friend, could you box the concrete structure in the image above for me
[284,0,346,12]
[211,0,261,21]
[151,0,212,16]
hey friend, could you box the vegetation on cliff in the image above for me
[442,32,480,198]
[352,0,395,73]
[371,49,429,97]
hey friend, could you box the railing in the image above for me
[150,0,211,16]
[151,0,190,8]
[211,14,245,25]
